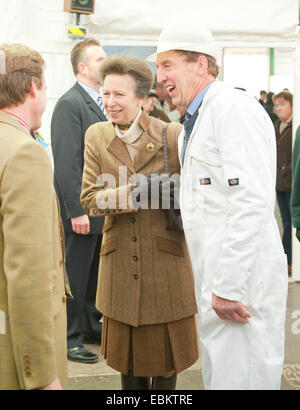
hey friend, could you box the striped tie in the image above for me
[97,96,108,120]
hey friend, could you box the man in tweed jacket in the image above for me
[0,44,68,390]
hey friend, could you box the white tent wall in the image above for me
[89,0,298,43]
[0,0,300,279]
[0,0,298,44]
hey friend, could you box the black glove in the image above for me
[296,227,300,242]
[131,173,180,210]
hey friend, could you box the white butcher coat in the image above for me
[179,81,288,390]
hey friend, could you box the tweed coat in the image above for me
[81,111,197,327]
[0,111,68,390]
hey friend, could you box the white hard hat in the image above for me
[147,21,218,62]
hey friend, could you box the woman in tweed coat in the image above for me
[81,55,198,390]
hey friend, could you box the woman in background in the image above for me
[274,91,293,275]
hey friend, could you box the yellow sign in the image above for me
[68,26,86,37]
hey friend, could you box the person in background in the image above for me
[145,90,171,122]
[291,125,300,246]
[264,92,278,124]
[51,38,107,364]
[274,91,293,275]
[143,90,157,114]
[259,90,267,105]
[0,43,69,390]
[155,79,181,122]
[80,54,198,390]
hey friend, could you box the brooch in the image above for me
[146,143,156,153]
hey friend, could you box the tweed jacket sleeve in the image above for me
[1,141,65,390]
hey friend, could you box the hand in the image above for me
[37,377,63,390]
[71,214,90,235]
[296,227,300,242]
[212,293,251,324]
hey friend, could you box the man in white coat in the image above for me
[150,21,288,390]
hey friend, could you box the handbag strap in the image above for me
[162,124,169,174]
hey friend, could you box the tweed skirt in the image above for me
[101,315,199,377]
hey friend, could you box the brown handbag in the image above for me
[162,125,183,231]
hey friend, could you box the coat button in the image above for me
[132,256,138,262]
[130,217,136,223]
[132,237,137,242]
[133,274,139,280]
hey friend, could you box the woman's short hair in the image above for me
[176,50,219,78]
[0,44,44,109]
[100,54,154,98]
[274,91,293,107]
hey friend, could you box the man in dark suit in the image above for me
[51,38,107,363]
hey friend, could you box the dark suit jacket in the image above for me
[51,82,106,234]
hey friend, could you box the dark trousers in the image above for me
[65,230,102,349]
[276,190,292,266]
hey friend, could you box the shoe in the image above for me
[67,346,99,364]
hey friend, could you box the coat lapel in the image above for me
[88,99,107,122]
[74,83,107,122]
[134,132,163,173]
[178,128,185,167]
[276,122,292,146]
[106,123,136,175]
[134,111,163,173]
